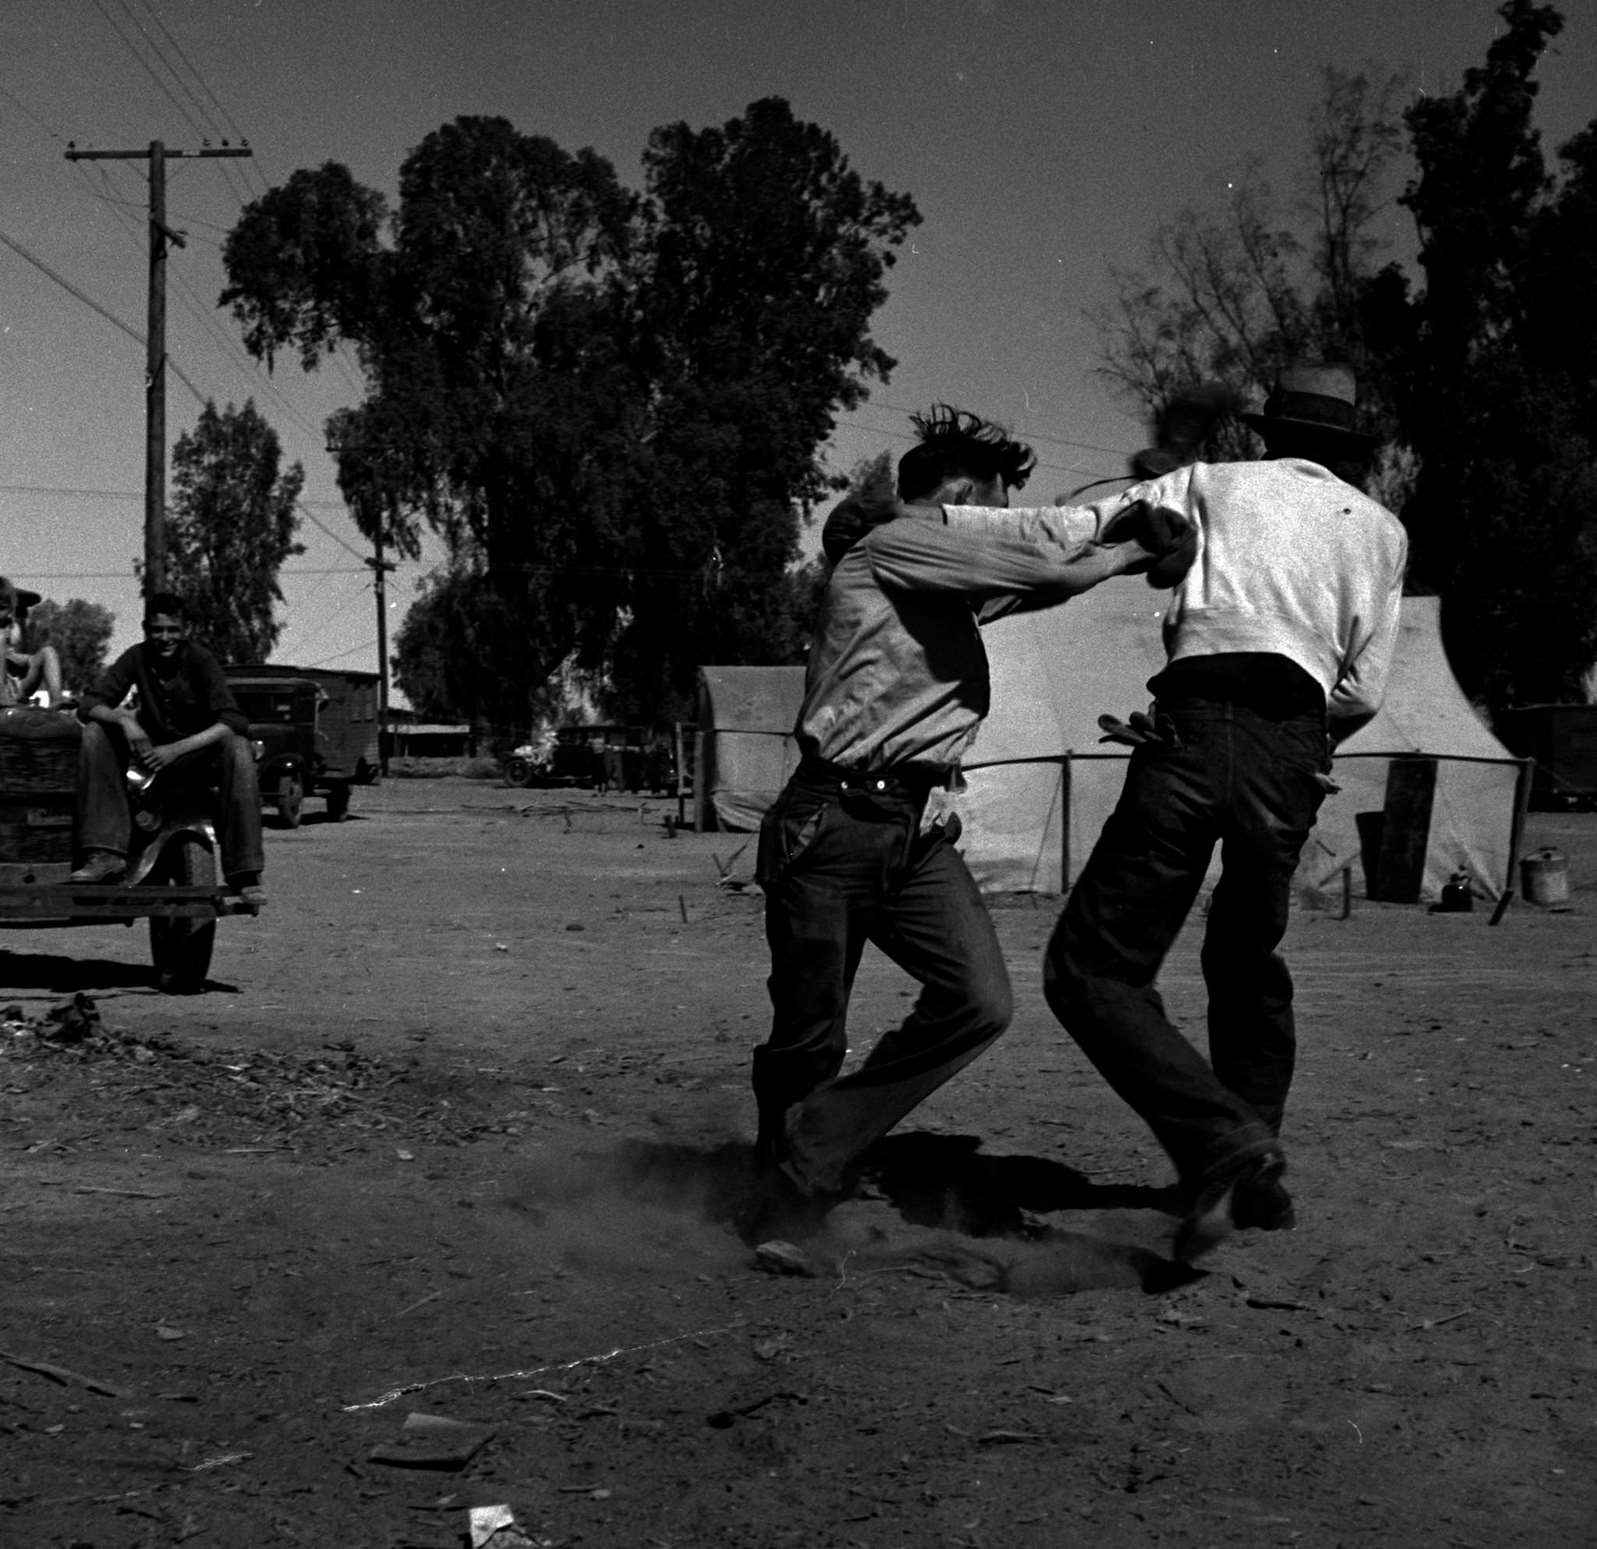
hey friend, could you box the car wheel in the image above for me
[505,756,533,788]
[277,771,305,829]
[147,834,217,995]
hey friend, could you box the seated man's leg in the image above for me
[211,732,265,886]
[73,719,132,873]
[784,823,1012,1191]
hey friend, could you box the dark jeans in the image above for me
[754,762,1012,1193]
[76,720,265,880]
[1043,698,1329,1190]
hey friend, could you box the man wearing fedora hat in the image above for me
[0,578,64,709]
[1036,360,1408,1259]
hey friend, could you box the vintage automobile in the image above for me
[224,665,382,826]
[0,707,257,994]
[506,724,675,793]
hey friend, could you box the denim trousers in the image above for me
[76,720,266,879]
[1043,698,1329,1189]
[754,763,1012,1193]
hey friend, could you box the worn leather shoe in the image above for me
[1234,1170,1297,1232]
[1173,1151,1287,1262]
[67,851,126,884]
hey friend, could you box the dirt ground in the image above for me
[1,776,1592,1549]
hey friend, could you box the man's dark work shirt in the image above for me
[78,641,249,743]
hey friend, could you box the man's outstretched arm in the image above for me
[863,501,1185,603]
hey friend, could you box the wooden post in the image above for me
[1060,753,1073,893]
[1373,756,1437,904]
[64,141,253,596]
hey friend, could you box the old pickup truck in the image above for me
[0,707,259,993]
[225,665,382,826]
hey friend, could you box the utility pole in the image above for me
[366,538,396,777]
[64,140,252,595]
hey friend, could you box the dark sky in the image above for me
[3,0,1593,674]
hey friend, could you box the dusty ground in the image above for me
[0,777,1592,1549]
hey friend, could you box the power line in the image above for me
[87,0,210,145]
[0,80,69,142]
[0,222,208,407]
[11,567,376,580]
[0,481,352,511]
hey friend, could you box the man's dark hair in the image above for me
[897,405,1036,501]
[143,591,188,623]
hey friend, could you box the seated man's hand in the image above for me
[143,743,182,771]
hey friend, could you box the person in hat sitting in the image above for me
[69,590,264,900]
[1028,360,1409,1260]
[0,578,64,709]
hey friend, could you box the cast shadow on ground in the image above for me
[858,1131,1179,1235]
[0,950,241,996]
[605,1132,1198,1297]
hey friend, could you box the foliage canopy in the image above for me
[1092,1,1597,713]
[165,399,306,664]
[26,598,114,695]
[222,99,919,731]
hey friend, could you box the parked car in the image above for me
[225,665,382,826]
[502,740,550,788]
[507,724,674,793]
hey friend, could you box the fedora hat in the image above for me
[0,577,42,617]
[1241,361,1377,450]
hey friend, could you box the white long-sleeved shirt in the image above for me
[946,457,1408,724]
[1138,458,1407,722]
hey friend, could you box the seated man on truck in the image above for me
[0,577,64,709]
[70,591,265,900]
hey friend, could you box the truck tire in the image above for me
[277,771,305,829]
[147,834,217,995]
[325,781,351,821]
[504,756,533,788]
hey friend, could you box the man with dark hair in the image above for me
[752,406,1188,1217]
[70,590,265,899]
[1037,362,1408,1259]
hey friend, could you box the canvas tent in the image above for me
[697,593,1527,902]
[959,591,1528,901]
[695,666,804,832]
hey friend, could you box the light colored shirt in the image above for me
[944,462,1408,725]
[794,507,1101,771]
[1129,459,1407,722]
